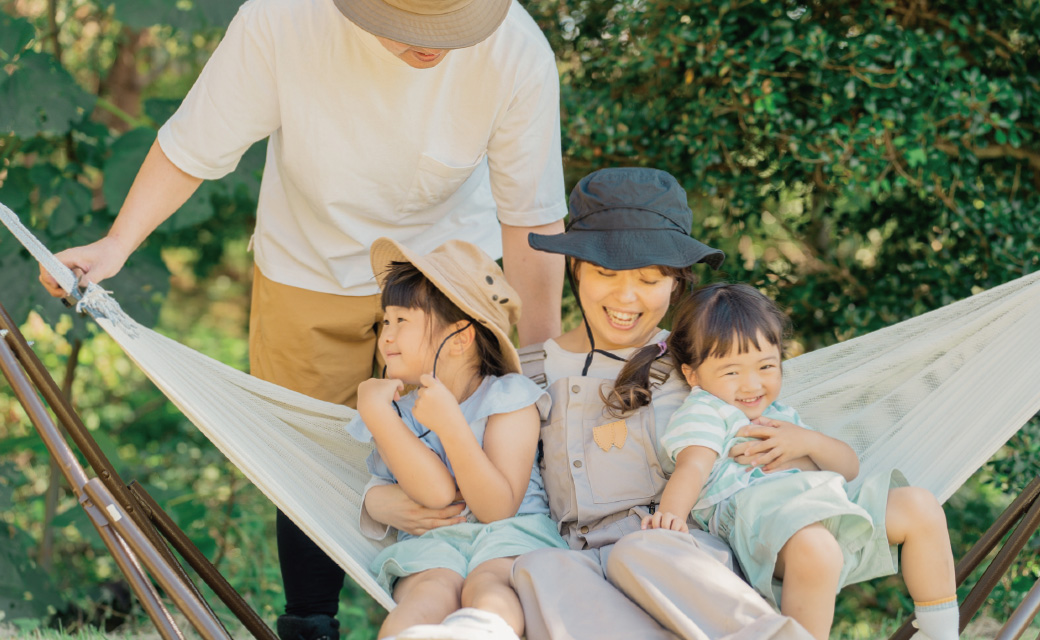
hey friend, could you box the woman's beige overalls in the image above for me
[512,344,813,640]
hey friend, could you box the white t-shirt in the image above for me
[158,0,566,296]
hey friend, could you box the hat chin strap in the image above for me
[567,266,626,376]
[381,321,474,440]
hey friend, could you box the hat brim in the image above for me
[333,0,511,49]
[528,229,725,271]
[370,238,522,375]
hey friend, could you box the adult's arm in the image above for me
[362,483,467,538]
[41,0,278,297]
[39,141,202,296]
[502,219,564,346]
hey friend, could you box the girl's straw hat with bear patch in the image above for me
[370,237,522,375]
[333,0,511,50]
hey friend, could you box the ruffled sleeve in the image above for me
[463,373,550,423]
[344,412,374,444]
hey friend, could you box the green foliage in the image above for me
[2,0,1039,635]
[529,0,1040,347]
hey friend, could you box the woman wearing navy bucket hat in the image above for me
[366,168,815,639]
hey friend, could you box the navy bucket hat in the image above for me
[528,167,725,271]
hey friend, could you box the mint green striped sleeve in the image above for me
[658,392,728,463]
[765,402,814,431]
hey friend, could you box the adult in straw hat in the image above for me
[39,1,567,637]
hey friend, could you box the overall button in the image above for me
[573,460,582,468]
[580,526,589,534]
[571,385,581,393]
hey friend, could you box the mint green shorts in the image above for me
[372,513,567,593]
[715,469,907,609]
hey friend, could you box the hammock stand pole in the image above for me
[0,301,275,640]
[887,476,1040,640]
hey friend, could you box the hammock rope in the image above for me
[3,202,1040,611]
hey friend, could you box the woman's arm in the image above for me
[735,417,859,481]
[357,378,458,508]
[643,446,718,532]
[363,483,467,537]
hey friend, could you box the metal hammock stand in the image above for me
[1,297,1038,640]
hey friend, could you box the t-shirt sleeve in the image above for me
[486,57,567,227]
[358,475,394,541]
[658,393,729,463]
[157,0,281,179]
[765,402,813,430]
[470,373,549,422]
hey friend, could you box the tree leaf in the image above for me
[0,13,35,60]
[49,179,93,236]
[101,127,155,214]
[0,52,96,138]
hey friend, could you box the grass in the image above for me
[4,610,1038,639]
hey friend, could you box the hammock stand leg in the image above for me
[887,477,1040,640]
[0,303,275,640]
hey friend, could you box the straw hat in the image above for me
[370,237,522,374]
[333,0,512,49]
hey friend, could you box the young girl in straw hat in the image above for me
[347,237,566,640]
[626,283,958,640]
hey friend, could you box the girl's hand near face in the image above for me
[412,374,467,437]
[357,377,404,420]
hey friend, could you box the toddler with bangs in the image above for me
[620,283,958,640]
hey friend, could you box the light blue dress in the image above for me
[346,373,567,591]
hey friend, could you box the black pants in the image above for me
[277,510,345,617]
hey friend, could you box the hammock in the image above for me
[3,202,1040,612]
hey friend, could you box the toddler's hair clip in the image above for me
[656,341,668,357]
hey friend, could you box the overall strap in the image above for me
[518,343,548,389]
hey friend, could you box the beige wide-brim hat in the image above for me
[333,0,512,49]
[370,237,522,375]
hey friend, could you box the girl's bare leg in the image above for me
[886,487,957,602]
[378,568,464,639]
[774,523,844,640]
[462,557,524,635]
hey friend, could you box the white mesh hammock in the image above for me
[3,202,1040,611]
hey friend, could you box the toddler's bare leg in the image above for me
[379,568,463,639]
[886,487,957,601]
[775,523,843,640]
[463,557,524,635]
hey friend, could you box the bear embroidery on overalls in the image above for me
[593,419,627,452]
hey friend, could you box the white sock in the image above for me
[914,597,959,640]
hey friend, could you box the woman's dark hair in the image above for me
[380,261,508,378]
[605,283,790,415]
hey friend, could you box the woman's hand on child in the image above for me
[366,484,468,536]
[641,511,689,533]
[412,374,467,437]
[730,417,812,473]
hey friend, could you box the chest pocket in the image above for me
[583,405,663,505]
[396,152,485,219]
